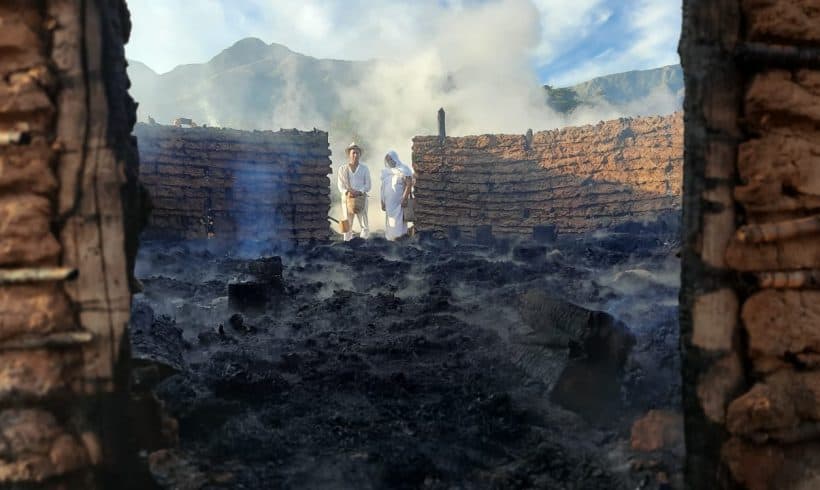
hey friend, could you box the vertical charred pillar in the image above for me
[0,0,141,487]
[438,107,446,145]
[679,1,744,487]
[681,1,820,488]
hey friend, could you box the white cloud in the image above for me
[530,0,611,60]
[126,0,679,83]
[126,0,241,73]
[628,0,681,64]
[546,0,681,86]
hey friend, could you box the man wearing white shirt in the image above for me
[337,142,372,241]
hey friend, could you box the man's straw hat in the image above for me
[345,141,362,154]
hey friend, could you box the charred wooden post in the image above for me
[679,1,745,487]
[228,257,284,311]
[228,281,270,311]
[681,0,820,488]
[438,108,446,145]
[0,0,144,487]
[532,225,557,244]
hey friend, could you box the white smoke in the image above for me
[566,85,682,126]
[128,0,681,234]
[323,0,681,232]
[328,0,574,230]
[336,0,558,164]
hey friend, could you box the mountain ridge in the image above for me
[127,37,683,143]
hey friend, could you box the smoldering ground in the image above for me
[132,219,682,489]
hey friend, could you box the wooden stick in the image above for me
[0,130,30,146]
[735,42,820,69]
[748,422,820,445]
[756,270,820,289]
[0,267,78,284]
[0,331,93,351]
[736,215,820,243]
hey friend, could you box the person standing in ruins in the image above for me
[380,150,415,241]
[337,142,371,241]
[200,208,216,239]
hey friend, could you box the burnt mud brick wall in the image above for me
[681,0,820,488]
[0,0,143,487]
[135,124,332,243]
[411,113,683,238]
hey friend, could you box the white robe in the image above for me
[380,164,413,241]
[337,163,371,240]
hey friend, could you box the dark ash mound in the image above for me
[133,230,680,489]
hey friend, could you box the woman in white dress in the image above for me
[380,150,414,241]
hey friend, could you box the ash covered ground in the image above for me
[132,223,682,489]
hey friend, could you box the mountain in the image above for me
[127,37,373,130]
[544,65,683,115]
[127,38,683,136]
[127,59,158,91]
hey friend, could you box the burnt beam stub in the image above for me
[475,225,495,246]
[447,226,461,242]
[735,43,820,69]
[533,225,557,244]
[228,282,270,311]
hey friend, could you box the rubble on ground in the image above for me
[132,224,680,489]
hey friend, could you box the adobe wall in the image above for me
[411,113,683,238]
[680,0,820,488]
[135,124,332,243]
[0,0,143,487]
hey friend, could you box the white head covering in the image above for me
[384,150,412,176]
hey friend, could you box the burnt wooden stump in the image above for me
[513,245,547,262]
[246,256,284,287]
[228,256,285,310]
[447,226,461,242]
[475,225,495,246]
[228,281,270,311]
[533,225,558,243]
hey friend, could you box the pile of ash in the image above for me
[131,227,682,489]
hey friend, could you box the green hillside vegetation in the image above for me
[544,65,683,114]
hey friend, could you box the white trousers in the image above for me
[341,197,369,241]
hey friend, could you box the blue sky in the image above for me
[126,0,681,87]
